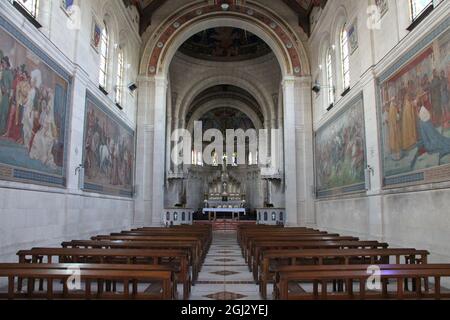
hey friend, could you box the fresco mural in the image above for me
[315,94,366,197]
[179,27,272,62]
[83,93,134,197]
[0,17,70,187]
[379,27,450,186]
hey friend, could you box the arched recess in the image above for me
[135,2,314,227]
[186,99,264,133]
[177,75,273,129]
[140,3,311,77]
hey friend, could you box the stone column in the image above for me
[295,76,315,227]
[281,76,315,227]
[165,95,172,175]
[267,180,273,204]
[152,76,169,226]
[362,70,384,240]
[282,77,298,226]
[134,75,155,227]
[66,67,89,193]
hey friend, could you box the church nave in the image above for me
[0,0,450,311]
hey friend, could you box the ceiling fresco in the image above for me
[178,28,272,62]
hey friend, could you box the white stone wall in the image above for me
[310,0,450,265]
[0,0,140,262]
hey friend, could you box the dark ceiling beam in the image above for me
[139,0,168,35]
[131,0,328,36]
[281,0,311,35]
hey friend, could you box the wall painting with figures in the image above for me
[0,16,70,187]
[315,93,366,198]
[379,23,450,187]
[82,92,134,197]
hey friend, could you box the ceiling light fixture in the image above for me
[221,3,230,11]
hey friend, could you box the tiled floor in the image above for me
[190,231,263,300]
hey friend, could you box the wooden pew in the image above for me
[130,226,213,246]
[271,264,450,299]
[258,248,429,299]
[62,240,202,282]
[243,234,358,265]
[240,230,331,253]
[17,248,191,300]
[0,265,174,300]
[243,235,358,263]
[0,263,178,299]
[250,241,389,281]
[240,230,345,249]
[237,227,321,249]
[236,225,312,245]
[132,227,212,250]
[117,232,209,261]
[276,267,450,300]
[90,235,204,280]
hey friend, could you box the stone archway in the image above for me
[134,2,314,227]
[186,100,264,133]
[140,3,311,77]
[176,74,274,130]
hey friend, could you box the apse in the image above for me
[164,26,284,217]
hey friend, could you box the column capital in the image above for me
[155,75,169,89]
[136,75,168,88]
[136,74,154,84]
[281,76,297,88]
[297,75,313,88]
[281,75,312,88]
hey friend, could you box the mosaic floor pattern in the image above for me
[190,231,264,300]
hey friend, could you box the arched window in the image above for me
[99,21,109,90]
[115,49,124,105]
[410,0,433,20]
[325,48,335,105]
[340,26,350,90]
[17,0,40,18]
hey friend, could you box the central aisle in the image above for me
[190,231,263,300]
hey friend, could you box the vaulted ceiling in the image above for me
[123,0,327,36]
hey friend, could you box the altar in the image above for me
[202,159,247,222]
[202,207,246,221]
